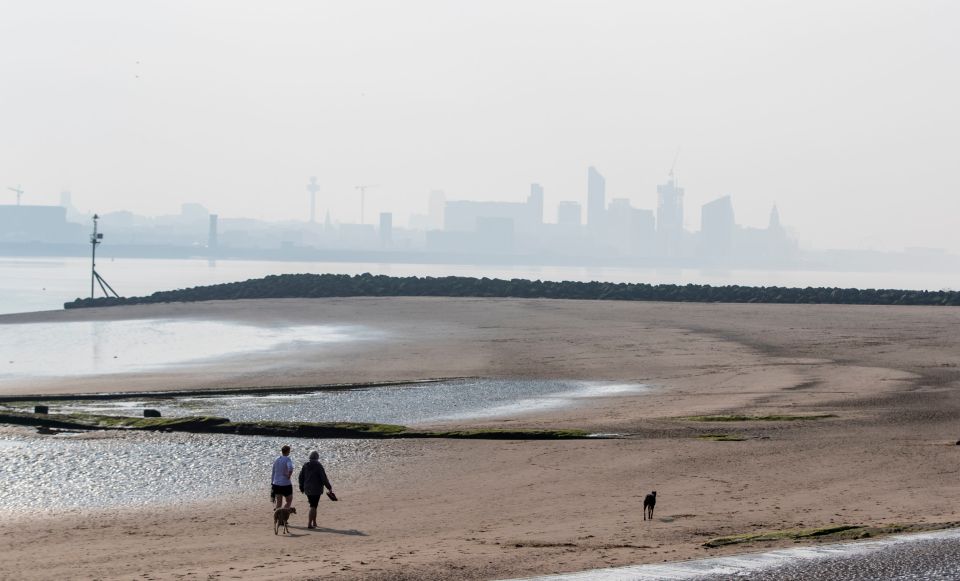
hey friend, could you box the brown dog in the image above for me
[274,506,297,535]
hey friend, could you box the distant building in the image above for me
[0,204,82,243]
[700,195,735,260]
[656,176,684,257]
[180,203,209,223]
[476,216,514,253]
[208,214,219,251]
[587,166,606,229]
[631,208,656,257]
[528,183,544,227]
[408,213,429,230]
[557,201,582,226]
[762,204,796,262]
[731,204,797,265]
[379,212,393,247]
[59,191,84,223]
[444,189,543,234]
[339,223,377,248]
[428,190,445,230]
[607,198,633,253]
[425,215,515,254]
[607,199,656,256]
[768,204,782,231]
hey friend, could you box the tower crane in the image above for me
[7,185,24,206]
[668,149,680,182]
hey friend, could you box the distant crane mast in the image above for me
[668,148,680,183]
[7,185,24,206]
[354,184,379,225]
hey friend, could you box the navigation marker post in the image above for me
[90,214,120,300]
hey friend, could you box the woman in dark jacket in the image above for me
[298,451,334,529]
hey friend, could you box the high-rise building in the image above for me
[700,196,735,259]
[557,201,582,226]
[656,176,684,257]
[587,166,606,229]
[529,183,544,226]
[607,198,633,253]
[379,212,393,247]
[631,208,656,257]
[606,199,657,256]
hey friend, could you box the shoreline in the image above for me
[502,526,960,580]
[1,297,959,580]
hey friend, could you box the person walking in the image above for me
[298,450,334,529]
[271,445,295,510]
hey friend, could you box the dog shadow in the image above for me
[291,525,367,536]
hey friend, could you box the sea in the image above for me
[1,255,957,316]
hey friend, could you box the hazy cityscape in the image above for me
[4,2,960,580]
[3,167,956,275]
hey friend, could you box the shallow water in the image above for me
[0,430,406,513]
[0,319,367,381]
[0,379,645,513]
[14,379,648,426]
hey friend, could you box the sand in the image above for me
[1,297,959,580]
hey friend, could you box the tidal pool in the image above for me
[28,379,649,425]
[0,318,368,381]
[0,379,647,513]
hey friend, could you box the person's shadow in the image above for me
[291,526,367,536]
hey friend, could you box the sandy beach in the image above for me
[1,297,959,580]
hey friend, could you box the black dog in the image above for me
[643,491,657,521]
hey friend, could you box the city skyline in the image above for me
[0,163,894,276]
[2,1,958,253]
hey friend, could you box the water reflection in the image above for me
[0,431,408,513]
[0,319,367,381]
[39,379,648,425]
[0,379,647,513]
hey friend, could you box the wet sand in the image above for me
[1,297,959,580]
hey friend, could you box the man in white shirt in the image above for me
[271,445,295,509]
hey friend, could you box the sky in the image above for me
[1,0,958,252]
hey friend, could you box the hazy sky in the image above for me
[1,1,957,252]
